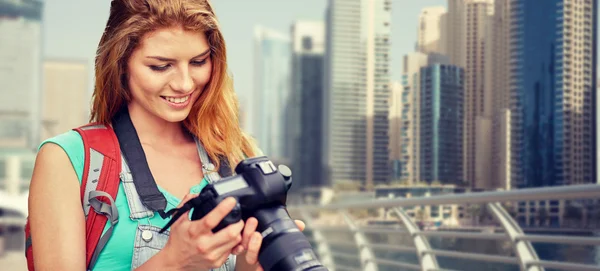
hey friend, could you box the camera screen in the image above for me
[213,177,249,195]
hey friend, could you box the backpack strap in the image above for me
[74,124,121,271]
[24,124,121,271]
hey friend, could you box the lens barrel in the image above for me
[253,206,327,271]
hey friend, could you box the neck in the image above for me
[126,104,191,146]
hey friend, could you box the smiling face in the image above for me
[126,26,213,123]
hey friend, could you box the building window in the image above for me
[302,36,313,51]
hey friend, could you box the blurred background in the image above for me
[1,0,600,270]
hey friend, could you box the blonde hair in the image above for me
[90,0,256,170]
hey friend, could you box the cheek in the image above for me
[193,64,213,87]
[129,68,166,98]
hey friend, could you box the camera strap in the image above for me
[112,107,169,218]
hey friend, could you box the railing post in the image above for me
[341,211,378,271]
[300,211,336,271]
[392,207,440,271]
[488,203,544,271]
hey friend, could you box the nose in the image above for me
[170,67,195,93]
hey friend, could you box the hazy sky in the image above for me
[42,0,446,100]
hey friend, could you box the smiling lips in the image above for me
[162,95,190,104]
[161,94,192,108]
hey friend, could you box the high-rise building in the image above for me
[323,0,391,190]
[289,20,327,190]
[398,52,449,184]
[446,0,465,67]
[0,0,44,149]
[417,6,447,55]
[389,81,403,181]
[489,0,513,190]
[419,64,464,184]
[446,0,494,188]
[252,26,291,160]
[41,59,89,141]
[491,0,597,188]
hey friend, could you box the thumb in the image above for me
[294,220,306,232]
[177,193,198,208]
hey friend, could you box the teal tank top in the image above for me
[41,130,210,271]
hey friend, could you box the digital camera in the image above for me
[161,156,328,271]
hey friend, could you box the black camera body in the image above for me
[169,156,327,271]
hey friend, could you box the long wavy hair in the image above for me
[90,0,256,170]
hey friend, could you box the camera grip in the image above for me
[190,195,243,233]
[213,202,243,233]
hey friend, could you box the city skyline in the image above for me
[41,0,447,99]
[1,0,598,189]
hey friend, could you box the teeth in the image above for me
[165,95,190,104]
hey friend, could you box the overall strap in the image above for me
[119,154,156,219]
[195,139,233,182]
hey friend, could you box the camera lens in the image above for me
[254,206,327,271]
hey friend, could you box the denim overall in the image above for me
[120,138,236,270]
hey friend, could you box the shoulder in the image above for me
[38,130,85,183]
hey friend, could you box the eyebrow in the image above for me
[146,48,210,62]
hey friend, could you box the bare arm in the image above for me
[28,143,87,271]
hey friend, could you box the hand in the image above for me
[235,218,306,271]
[161,194,244,271]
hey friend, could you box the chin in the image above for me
[159,110,192,123]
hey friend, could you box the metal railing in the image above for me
[287,184,600,271]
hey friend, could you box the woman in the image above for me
[27,0,303,270]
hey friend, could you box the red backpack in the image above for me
[24,123,122,271]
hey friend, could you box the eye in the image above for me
[149,64,170,71]
[191,58,208,66]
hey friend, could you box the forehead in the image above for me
[136,26,210,57]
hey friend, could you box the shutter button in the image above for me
[142,230,153,242]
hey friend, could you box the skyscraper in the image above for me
[489,0,513,190]
[323,0,391,189]
[289,20,327,190]
[417,6,447,55]
[446,0,465,67]
[419,64,464,184]
[0,0,44,149]
[446,0,494,188]
[398,52,449,185]
[389,81,403,181]
[252,26,291,160]
[491,0,597,188]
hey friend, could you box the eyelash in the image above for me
[150,59,208,71]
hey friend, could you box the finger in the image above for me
[205,221,245,258]
[172,194,197,228]
[189,197,237,235]
[242,217,259,249]
[232,244,245,255]
[245,232,263,265]
[201,220,243,252]
[209,237,243,261]
[294,219,306,231]
[211,219,244,245]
